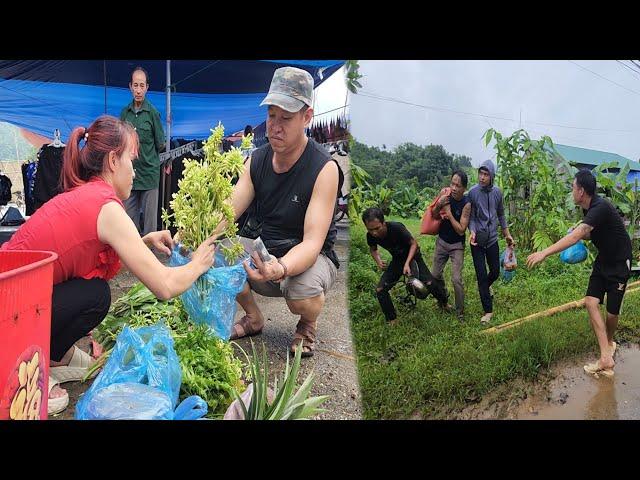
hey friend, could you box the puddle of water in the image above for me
[518,344,640,420]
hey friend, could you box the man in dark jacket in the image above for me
[468,159,514,324]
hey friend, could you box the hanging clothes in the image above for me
[21,161,38,216]
[0,172,12,205]
[33,144,65,212]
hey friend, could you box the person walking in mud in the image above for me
[527,169,633,377]
[362,207,449,325]
[468,159,514,324]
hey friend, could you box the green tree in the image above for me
[345,60,363,94]
[484,128,576,252]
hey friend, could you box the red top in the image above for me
[2,178,123,284]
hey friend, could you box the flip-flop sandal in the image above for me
[583,362,615,378]
[229,315,264,340]
[47,376,69,416]
[50,346,97,384]
[290,321,316,358]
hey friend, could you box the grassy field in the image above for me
[349,217,640,419]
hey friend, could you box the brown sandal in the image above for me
[290,320,317,358]
[230,315,263,340]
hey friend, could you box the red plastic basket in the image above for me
[0,250,58,420]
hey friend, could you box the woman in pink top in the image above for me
[2,116,217,415]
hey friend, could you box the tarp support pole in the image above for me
[166,60,171,150]
[103,60,107,114]
[161,60,172,230]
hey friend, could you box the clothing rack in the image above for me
[49,129,65,148]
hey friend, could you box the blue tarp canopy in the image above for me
[0,60,344,141]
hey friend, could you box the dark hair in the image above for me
[575,169,596,196]
[62,115,138,190]
[244,125,253,136]
[131,66,149,84]
[362,207,385,224]
[452,169,468,188]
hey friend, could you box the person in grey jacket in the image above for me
[468,159,514,324]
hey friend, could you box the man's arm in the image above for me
[230,157,256,222]
[527,223,592,268]
[432,189,449,216]
[369,246,386,269]
[497,191,514,245]
[153,110,166,153]
[468,197,478,244]
[404,236,419,275]
[278,161,339,277]
[502,226,514,246]
[205,158,256,241]
[445,202,471,236]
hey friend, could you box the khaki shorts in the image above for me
[239,236,337,300]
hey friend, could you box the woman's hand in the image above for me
[191,236,218,275]
[142,230,174,256]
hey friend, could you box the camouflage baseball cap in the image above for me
[260,67,314,112]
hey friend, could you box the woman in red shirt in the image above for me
[2,116,217,415]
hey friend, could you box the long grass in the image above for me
[349,217,640,419]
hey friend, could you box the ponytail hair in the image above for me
[62,115,138,190]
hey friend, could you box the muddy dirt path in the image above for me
[516,344,640,420]
[458,343,640,420]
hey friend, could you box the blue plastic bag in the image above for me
[500,247,516,283]
[76,324,208,420]
[78,384,208,420]
[169,243,248,340]
[560,240,588,264]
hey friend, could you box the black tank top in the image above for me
[250,138,337,258]
[438,194,469,245]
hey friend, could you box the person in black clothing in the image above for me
[527,169,633,377]
[363,207,448,325]
[227,67,340,359]
[431,170,471,322]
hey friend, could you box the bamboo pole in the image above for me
[483,280,640,335]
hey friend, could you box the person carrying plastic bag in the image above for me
[527,169,633,378]
[559,227,588,264]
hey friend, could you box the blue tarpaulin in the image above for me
[0,60,343,141]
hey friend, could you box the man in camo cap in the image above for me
[229,66,341,359]
[259,66,314,112]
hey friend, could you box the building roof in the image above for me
[553,143,640,171]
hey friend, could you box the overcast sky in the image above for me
[350,60,640,167]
